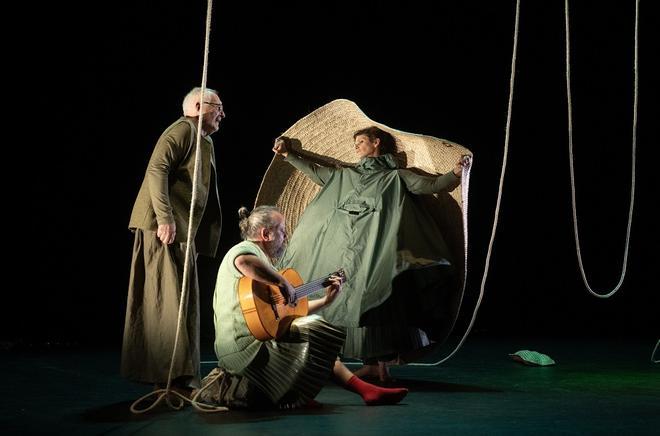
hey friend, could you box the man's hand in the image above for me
[272,137,289,157]
[324,274,344,307]
[157,223,176,244]
[281,279,297,305]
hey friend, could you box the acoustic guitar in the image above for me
[238,268,345,341]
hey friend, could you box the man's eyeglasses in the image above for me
[203,101,223,111]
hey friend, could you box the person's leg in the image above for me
[332,359,407,406]
[377,360,391,381]
[352,357,380,379]
[352,356,394,382]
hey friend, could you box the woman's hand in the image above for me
[272,137,289,157]
[453,155,471,177]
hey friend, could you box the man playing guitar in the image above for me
[211,205,408,409]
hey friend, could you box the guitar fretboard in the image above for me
[293,271,342,299]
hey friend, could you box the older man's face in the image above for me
[200,94,225,135]
[264,213,288,260]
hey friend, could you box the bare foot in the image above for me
[377,361,394,383]
[353,364,380,379]
[353,362,394,382]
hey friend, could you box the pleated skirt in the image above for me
[238,315,345,408]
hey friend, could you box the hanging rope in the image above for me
[564,0,639,299]
[130,0,227,414]
[411,0,521,366]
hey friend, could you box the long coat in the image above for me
[278,153,461,340]
[128,117,222,256]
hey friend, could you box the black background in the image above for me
[11,0,658,348]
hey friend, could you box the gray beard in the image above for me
[266,241,287,262]
[272,245,286,261]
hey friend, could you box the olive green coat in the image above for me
[278,153,460,336]
[128,117,222,256]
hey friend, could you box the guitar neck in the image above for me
[293,273,336,299]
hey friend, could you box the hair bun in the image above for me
[237,207,250,220]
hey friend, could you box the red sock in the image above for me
[345,375,408,406]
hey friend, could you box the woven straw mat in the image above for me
[254,99,472,237]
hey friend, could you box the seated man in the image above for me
[211,205,408,408]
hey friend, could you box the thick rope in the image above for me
[564,0,639,299]
[130,0,227,414]
[411,0,521,366]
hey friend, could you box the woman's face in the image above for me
[354,134,380,158]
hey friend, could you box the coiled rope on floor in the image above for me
[564,0,639,299]
[130,0,227,414]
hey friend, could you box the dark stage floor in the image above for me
[2,335,658,435]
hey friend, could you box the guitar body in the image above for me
[238,268,310,341]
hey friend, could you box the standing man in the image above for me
[122,87,225,395]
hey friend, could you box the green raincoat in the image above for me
[278,153,462,359]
